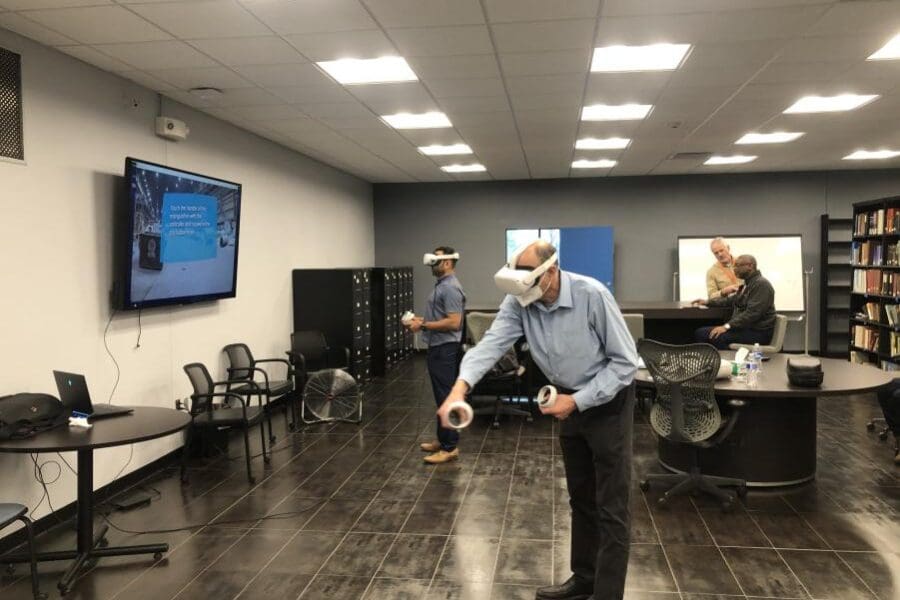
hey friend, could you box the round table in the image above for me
[0,407,190,594]
[635,353,893,487]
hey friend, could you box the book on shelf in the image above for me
[892,331,900,357]
[855,213,867,236]
[881,360,900,371]
[852,325,879,351]
[864,301,880,321]
[886,304,899,326]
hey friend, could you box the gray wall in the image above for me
[374,169,900,352]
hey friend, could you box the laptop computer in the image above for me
[53,371,134,419]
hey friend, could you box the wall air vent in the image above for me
[0,46,23,162]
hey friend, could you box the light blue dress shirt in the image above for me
[458,271,638,411]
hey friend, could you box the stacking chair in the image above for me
[729,313,788,354]
[182,363,269,484]
[637,339,747,510]
[0,504,45,600]
[223,343,294,442]
[465,311,531,428]
[286,331,351,426]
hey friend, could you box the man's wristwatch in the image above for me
[420,321,428,331]
[723,323,731,330]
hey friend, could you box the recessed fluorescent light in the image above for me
[572,159,617,169]
[868,33,900,61]
[843,149,900,160]
[316,56,417,85]
[783,94,879,114]
[736,132,804,145]
[441,164,486,173]
[581,103,653,121]
[704,155,757,165]
[418,143,472,156]
[575,137,631,150]
[591,43,692,72]
[381,112,452,129]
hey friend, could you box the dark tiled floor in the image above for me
[2,356,899,599]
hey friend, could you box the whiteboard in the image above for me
[677,236,804,311]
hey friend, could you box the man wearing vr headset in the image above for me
[406,246,467,464]
[438,240,638,600]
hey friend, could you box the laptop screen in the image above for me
[53,371,93,414]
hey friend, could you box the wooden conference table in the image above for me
[0,407,190,594]
[635,353,893,486]
[618,301,729,344]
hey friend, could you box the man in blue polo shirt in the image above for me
[407,246,466,464]
[438,240,638,600]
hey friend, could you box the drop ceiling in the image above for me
[2,0,900,183]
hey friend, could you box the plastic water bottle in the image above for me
[752,342,763,374]
[747,344,761,387]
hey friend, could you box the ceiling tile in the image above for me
[1,0,112,7]
[602,0,833,17]
[234,62,333,87]
[362,0,484,27]
[129,0,271,39]
[408,55,500,80]
[255,117,334,137]
[509,93,582,111]
[316,115,387,130]
[506,73,585,97]
[753,60,855,85]
[298,102,375,119]
[595,6,830,45]
[393,127,465,146]
[778,34,880,64]
[58,45,133,71]
[682,39,782,71]
[118,70,177,92]
[668,64,766,88]
[499,49,590,77]
[485,0,599,23]
[148,66,253,89]
[439,95,511,114]
[426,77,506,98]
[0,13,78,46]
[348,82,437,112]
[808,2,900,37]
[228,103,307,121]
[584,71,671,103]
[188,37,307,66]
[387,25,493,57]
[213,87,286,107]
[268,83,354,104]
[241,0,377,35]
[284,30,397,61]
[92,41,217,70]
[22,6,171,44]
[492,19,597,53]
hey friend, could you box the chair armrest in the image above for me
[212,379,255,388]
[325,346,351,368]
[255,357,294,378]
[699,398,747,448]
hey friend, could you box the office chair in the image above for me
[465,311,531,428]
[182,363,269,484]
[0,504,45,600]
[223,343,294,442]
[637,339,747,510]
[729,314,788,354]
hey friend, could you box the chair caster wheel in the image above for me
[721,501,734,512]
[657,497,668,508]
[263,456,271,464]
[58,583,69,595]
[867,421,875,431]
[492,422,499,429]
[154,552,163,561]
[879,430,889,441]
[98,537,109,548]
[248,477,256,484]
[639,480,650,492]
[736,485,748,498]
[269,437,276,444]
[5,563,14,575]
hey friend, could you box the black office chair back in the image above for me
[183,363,215,415]
[290,331,328,364]
[637,339,722,443]
[223,343,255,381]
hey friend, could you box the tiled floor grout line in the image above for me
[745,497,815,600]
[640,487,685,600]
[690,497,750,599]
[486,419,524,590]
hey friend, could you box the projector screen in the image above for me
[678,235,804,311]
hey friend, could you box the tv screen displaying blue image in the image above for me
[117,157,242,309]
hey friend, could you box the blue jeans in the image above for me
[693,326,773,350]
[427,342,461,451]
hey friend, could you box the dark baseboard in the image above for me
[0,448,182,555]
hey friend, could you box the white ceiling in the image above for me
[2,0,900,182]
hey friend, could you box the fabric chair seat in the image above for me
[0,503,28,527]
[192,405,265,427]
[229,380,292,396]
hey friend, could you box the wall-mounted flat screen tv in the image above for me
[115,157,242,310]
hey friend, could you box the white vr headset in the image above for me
[423,252,460,266]
[493,243,558,307]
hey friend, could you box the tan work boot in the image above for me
[424,448,459,464]
[420,440,441,452]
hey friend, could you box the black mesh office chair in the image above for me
[0,504,45,599]
[465,312,532,428]
[223,343,294,443]
[637,339,747,510]
[182,363,269,484]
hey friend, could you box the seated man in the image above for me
[692,254,775,350]
[876,380,900,464]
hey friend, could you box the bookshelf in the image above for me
[820,215,852,357]
[850,197,900,371]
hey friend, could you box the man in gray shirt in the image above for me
[439,240,638,600]
[407,246,466,464]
